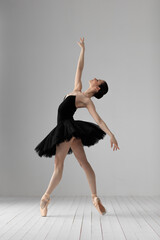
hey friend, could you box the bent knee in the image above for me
[54,155,64,169]
[54,163,64,174]
[77,157,89,168]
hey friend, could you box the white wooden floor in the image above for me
[0,196,160,240]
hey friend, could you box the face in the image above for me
[89,78,104,87]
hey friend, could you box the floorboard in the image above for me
[0,196,160,240]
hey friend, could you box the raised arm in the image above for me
[73,37,85,92]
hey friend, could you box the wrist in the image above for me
[109,132,114,138]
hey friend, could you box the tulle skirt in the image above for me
[34,119,106,158]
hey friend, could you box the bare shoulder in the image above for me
[75,91,94,109]
[66,90,93,109]
[74,91,101,124]
[66,90,82,99]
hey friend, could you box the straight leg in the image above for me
[70,138,97,196]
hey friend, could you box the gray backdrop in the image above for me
[0,0,160,197]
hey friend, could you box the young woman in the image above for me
[35,37,120,216]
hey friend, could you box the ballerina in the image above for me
[35,37,120,216]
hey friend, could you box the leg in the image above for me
[70,138,97,196]
[70,138,106,215]
[40,137,75,216]
[45,137,75,195]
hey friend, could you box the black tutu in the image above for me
[34,95,106,158]
[34,119,106,157]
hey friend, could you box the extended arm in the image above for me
[73,37,85,92]
[86,99,113,137]
[86,98,120,151]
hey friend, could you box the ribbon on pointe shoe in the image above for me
[92,196,106,215]
[40,193,51,217]
[40,193,50,209]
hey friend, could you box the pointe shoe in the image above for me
[40,193,51,217]
[92,196,106,215]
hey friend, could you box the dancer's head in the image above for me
[89,78,109,99]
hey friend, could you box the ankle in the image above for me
[44,192,50,196]
[42,192,50,200]
[91,193,97,199]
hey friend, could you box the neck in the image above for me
[82,88,94,98]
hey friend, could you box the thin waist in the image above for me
[58,117,74,124]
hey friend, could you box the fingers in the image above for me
[80,37,84,42]
[111,142,120,151]
[110,136,120,151]
[113,145,117,151]
[77,37,85,48]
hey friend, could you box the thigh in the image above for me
[70,138,88,166]
[55,137,75,164]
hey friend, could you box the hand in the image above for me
[110,134,120,151]
[77,37,85,49]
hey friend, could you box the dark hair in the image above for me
[93,80,109,99]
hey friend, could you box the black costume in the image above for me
[34,95,106,157]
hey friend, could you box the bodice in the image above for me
[57,95,77,123]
